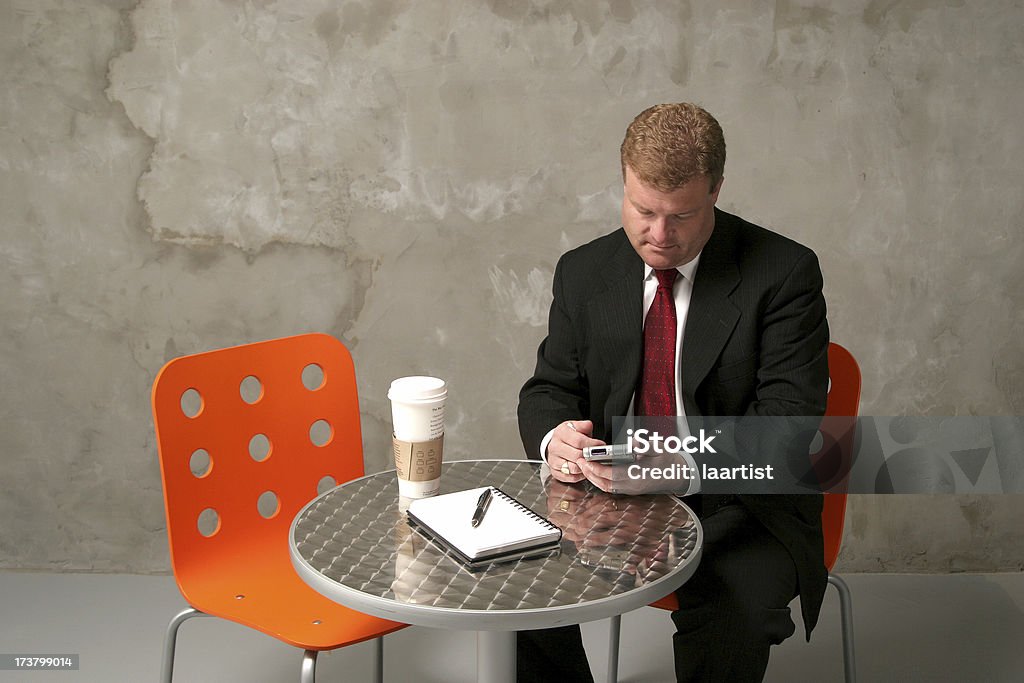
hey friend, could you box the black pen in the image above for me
[471,488,493,527]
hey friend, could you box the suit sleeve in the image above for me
[749,248,829,418]
[517,256,590,460]
[687,247,829,492]
[743,247,830,637]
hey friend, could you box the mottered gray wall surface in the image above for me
[1,1,1022,572]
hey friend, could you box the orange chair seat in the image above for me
[174,551,406,650]
[649,594,679,611]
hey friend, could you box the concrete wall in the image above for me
[2,0,1021,573]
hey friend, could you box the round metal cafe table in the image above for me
[290,459,702,683]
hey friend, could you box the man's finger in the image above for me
[580,460,614,491]
[562,431,604,452]
[550,455,587,483]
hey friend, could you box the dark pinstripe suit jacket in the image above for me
[517,207,830,637]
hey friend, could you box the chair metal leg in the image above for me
[301,650,318,683]
[607,614,621,683]
[161,607,210,683]
[301,640,382,683]
[828,574,857,683]
[370,637,383,683]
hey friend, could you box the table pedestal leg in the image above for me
[477,630,516,683]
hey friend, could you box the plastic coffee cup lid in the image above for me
[387,376,447,402]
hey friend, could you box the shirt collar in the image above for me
[643,252,702,284]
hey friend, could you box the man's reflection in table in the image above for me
[545,478,695,587]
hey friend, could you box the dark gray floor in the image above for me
[2,571,1023,682]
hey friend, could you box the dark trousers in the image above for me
[516,502,798,683]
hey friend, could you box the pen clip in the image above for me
[471,487,492,527]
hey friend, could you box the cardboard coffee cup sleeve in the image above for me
[393,434,444,482]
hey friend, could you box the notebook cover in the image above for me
[406,486,562,569]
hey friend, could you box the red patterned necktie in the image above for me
[637,268,678,416]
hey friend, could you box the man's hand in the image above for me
[546,420,604,483]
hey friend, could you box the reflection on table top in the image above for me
[291,459,700,624]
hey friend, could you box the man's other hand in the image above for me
[547,420,603,483]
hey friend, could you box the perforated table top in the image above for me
[290,459,702,631]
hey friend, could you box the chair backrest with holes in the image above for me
[151,333,364,589]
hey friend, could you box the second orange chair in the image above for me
[151,333,407,682]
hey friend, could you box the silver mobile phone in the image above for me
[582,444,635,463]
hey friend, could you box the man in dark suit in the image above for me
[517,103,829,682]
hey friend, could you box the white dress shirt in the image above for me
[541,253,704,495]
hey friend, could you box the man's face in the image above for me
[621,166,722,270]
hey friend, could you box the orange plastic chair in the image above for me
[606,342,862,683]
[815,342,861,683]
[151,333,407,682]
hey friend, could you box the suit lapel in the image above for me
[682,209,741,404]
[586,235,644,420]
[584,216,742,421]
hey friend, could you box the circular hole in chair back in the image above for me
[197,508,220,537]
[257,491,280,519]
[240,375,263,404]
[189,449,212,477]
[180,388,203,418]
[249,434,272,462]
[302,364,325,391]
[309,420,333,447]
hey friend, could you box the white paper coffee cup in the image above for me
[388,376,447,498]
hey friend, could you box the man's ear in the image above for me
[710,177,724,202]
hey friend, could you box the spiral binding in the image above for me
[491,486,559,531]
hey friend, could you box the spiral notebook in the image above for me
[407,486,562,569]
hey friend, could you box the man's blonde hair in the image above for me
[620,103,726,193]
